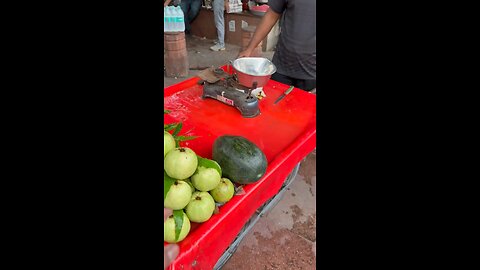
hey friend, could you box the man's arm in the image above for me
[164,0,172,7]
[238,9,281,58]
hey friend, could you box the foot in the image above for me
[212,40,219,44]
[210,44,225,51]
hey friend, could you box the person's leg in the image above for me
[188,0,202,27]
[211,0,225,51]
[271,72,295,86]
[294,79,316,91]
[180,0,191,33]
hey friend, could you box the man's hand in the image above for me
[238,48,253,58]
[237,9,281,58]
[164,208,180,270]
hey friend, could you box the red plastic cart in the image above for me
[164,69,316,269]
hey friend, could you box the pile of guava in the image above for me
[164,117,236,244]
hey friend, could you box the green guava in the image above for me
[185,191,216,223]
[164,211,191,243]
[210,178,235,203]
[182,178,195,194]
[164,180,192,210]
[164,147,198,179]
[164,131,176,157]
[191,166,221,192]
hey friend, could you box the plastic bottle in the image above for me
[165,7,172,32]
[164,7,168,32]
[176,6,185,32]
[163,8,168,32]
[168,6,175,32]
[172,6,178,32]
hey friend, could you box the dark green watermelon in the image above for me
[212,135,268,184]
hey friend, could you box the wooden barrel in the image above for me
[164,32,189,78]
[241,26,262,57]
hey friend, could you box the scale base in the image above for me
[201,81,260,118]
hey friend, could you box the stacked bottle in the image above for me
[176,6,185,32]
[164,6,188,78]
[164,6,185,32]
[163,7,169,32]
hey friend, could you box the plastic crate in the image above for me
[164,67,316,269]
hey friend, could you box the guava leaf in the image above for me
[176,135,199,142]
[173,210,184,242]
[164,123,178,131]
[166,122,198,147]
[197,155,222,176]
[172,122,183,137]
[164,171,175,200]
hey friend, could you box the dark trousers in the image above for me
[271,72,316,91]
[180,0,202,33]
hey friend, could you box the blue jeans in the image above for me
[180,0,202,33]
[213,0,225,46]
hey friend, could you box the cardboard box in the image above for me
[226,0,243,14]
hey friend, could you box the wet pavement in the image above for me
[164,35,316,269]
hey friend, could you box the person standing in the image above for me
[210,0,226,51]
[238,0,316,91]
[179,0,203,34]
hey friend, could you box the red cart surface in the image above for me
[164,70,316,269]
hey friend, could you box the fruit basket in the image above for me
[164,66,316,269]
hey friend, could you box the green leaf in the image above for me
[197,155,222,176]
[164,123,178,131]
[173,210,184,242]
[166,122,198,147]
[164,171,175,200]
[172,122,183,137]
[176,135,199,141]
[164,110,170,114]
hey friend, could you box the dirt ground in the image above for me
[164,34,317,269]
[221,153,317,270]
